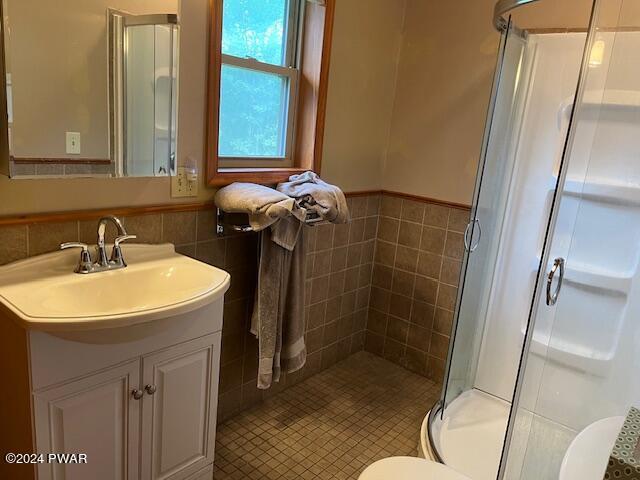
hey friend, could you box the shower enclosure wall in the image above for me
[424,1,640,479]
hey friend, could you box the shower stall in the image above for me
[422,0,640,479]
[109,11,179,177]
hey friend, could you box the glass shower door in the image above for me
[442,19,528,409]
[125,21,178,177]
[501,0,640,478]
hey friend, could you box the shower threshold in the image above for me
[421,389,510,480]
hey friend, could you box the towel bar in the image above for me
[216,208,326,236]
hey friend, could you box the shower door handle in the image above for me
[464,219,481,252]
[546,258,565,306]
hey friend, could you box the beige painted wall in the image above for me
[5,0,177,159]
[383,0,499,206]
[382,0,597,206]
[320,0,406,192]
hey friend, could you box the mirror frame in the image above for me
[0,0,10,177]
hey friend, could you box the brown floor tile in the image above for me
[214,352,440,479]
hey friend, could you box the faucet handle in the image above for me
[60,242,93,274]
[60,242,89,252]
[110,234,137,266]
[114,234,137,247]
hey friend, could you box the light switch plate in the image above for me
[65,132,81,155]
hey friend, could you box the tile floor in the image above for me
[214,351,440,479]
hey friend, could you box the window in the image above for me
[206,0,335,186]
[219,0,300,161]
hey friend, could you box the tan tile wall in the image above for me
[364,194,470,384]
[217,194,379,420]
[0,193,463,419]
[10,161,115,177]
[0,195,380,422]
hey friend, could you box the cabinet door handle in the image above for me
[132,389,144,400]
[145,385,157,395]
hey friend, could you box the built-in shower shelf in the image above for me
[527,258,627,376]
[559,89,640,125]
[563,263,631,295]
[555,177,640,206]
[529,331,614,376]
[535,258,632,295]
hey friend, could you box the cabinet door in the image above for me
[186,464,213,480]
[33,360,141,480]
[140,333,221,480]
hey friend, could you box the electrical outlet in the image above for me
[171,167,198,198]
[171,167,188,197]
[66,132,81,154]
[185,168,198,196]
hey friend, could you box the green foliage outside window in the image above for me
[219,0,291,158]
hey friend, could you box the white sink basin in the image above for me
[0,244,230,336]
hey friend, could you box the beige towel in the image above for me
[251,222,306,389]
[215,182,305,231]
[216,182,308,389]
[277,171,350,224]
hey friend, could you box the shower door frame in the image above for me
[495,0,601,478]
[438,16,526,416]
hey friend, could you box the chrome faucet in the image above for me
[96,216,127,267]
[60,215,137,274]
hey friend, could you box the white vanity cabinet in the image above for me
[0,244,230,480]
[33,360,142,480]
[140,335,219,480]
[28,307,223,480]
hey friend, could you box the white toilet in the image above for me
[559,416,625,480]
[361,415,626,480]
[359,457,472,480]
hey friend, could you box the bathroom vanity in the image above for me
[0,244,230,480]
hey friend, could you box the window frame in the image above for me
[206,0,335,186]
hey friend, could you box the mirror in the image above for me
[1,0,179,178]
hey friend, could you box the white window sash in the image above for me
[220,54,300,162]
[221,54,296,78]
[218,0,304,165]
